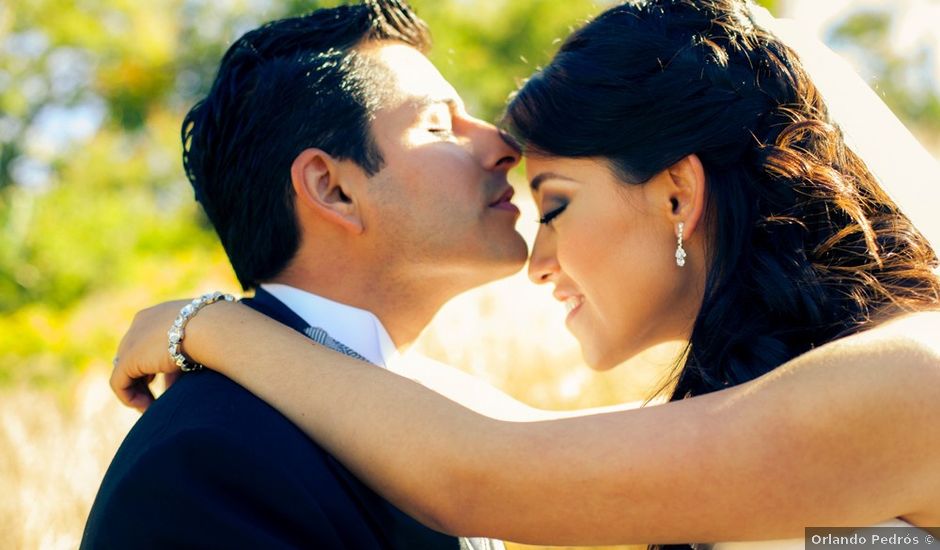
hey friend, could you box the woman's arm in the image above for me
[388,356,650,421]
[114,303,940,544]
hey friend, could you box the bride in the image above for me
[111,0,940,547]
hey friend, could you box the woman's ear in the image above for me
[665,153,706,239]
[290,148,364,234]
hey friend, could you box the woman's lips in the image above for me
[564,295,584,323]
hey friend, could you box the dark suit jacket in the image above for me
[81,288,458,549]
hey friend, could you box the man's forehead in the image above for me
[405,95,462,113]
[358,41,462,108]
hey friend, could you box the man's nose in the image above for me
[467,118,520,172]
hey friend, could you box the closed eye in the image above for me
[538,204,567,226]
[429,128,455,138]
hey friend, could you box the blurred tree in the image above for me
[0,0,605,319]
[0,0,628,384]
[828,6,940,137]
[0,0,931,386]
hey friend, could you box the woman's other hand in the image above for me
[111,300,190,412]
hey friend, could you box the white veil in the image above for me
[752,6,940,255]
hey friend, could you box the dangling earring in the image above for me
[675,222,687,267]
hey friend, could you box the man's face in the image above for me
[356,41,528,288]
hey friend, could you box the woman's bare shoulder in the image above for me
[736,309,940,411]
[830,310,940,371]
[784,310,940,375]
[865,309,940,350]
[714,310,940,525]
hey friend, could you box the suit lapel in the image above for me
[241,288,459,549]
[245,289,372,364]
[241,287,311,333]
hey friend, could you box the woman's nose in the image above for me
[527,228,559,285]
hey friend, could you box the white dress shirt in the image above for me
[261,283,398,368]
[259,283,504,550]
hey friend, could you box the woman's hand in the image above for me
[111,300,190,412]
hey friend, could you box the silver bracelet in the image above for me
[167,291,236,372]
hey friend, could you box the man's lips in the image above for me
[489,187,519,213]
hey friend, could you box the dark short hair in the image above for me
[182,0,430,289]
[506,0,940,404]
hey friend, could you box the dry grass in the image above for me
[0,198,677,549]
[0,373,139,550]
[0,272,672,549]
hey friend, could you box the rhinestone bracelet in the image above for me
[167,291,236,372]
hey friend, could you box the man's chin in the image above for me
[482,231,528,267]
[451,234,528,286]
[479,255,527,282]
[458,254,527,291]
[495,239,530,277]
[497,257,528,278]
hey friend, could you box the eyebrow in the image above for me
[529,172,578,192]
[411,95,460,112]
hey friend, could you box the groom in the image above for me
[81,1,528,549]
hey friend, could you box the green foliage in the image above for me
[417,0,604,122]
[829,9,940,134]
[756,0,779,13]
[0,0,934,386]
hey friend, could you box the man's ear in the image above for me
[664,153,706,239]
[290,148,364,234]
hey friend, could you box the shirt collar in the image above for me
[259,283,398,369]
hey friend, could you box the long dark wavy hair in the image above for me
[506,0,940,510]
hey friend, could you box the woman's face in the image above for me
[526,155,705,370]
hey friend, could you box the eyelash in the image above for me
[429,128,455,137]
[538,204,567,226]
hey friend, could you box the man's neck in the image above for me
[266,271,455,350]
